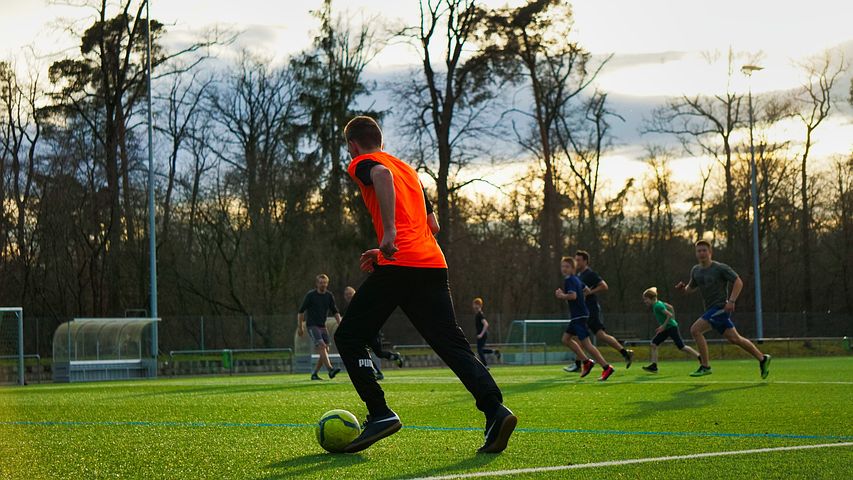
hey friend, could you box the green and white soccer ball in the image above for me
[316,409,361,453]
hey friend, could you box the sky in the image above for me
[1,0,851,198]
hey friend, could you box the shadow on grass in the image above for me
[382,452,499,480]
[620,382,767,420]
[257,452,368,479]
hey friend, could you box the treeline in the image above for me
[1,0,851,339]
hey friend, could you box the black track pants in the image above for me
[335,265,503,417]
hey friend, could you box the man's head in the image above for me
[574,250,590,271]
[560,256,576,276]
[694,240,712,263]
[344,286,356,303]
[472,297,483,312]
[344,116,383,158]
[315,274,330,292]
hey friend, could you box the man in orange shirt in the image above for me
[334,116,516,454]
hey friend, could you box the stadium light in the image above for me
[742,64,764,341]
[146,0,159,370]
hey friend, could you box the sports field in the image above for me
[1,357,851,479]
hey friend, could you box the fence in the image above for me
[12,310,853,360]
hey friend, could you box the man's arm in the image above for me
[297,313,305,336]
[588,280,608,296]
[328,294,341,325]
[371,165,397,260]
[427,212,440,235]
[676,268,698,294]
[725,276,743,312]
[478,318,489,338]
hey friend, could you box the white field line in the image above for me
[407,442,853,480]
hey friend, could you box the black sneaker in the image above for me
[624,349,634,369]
[760,354,772,379]
[343,410,402,453]
[642,364,658,373]
[478,405,517,454]
[311,373,323,381]
[328,367,341,379]
[391,352,404,368]
[375,371,385,381]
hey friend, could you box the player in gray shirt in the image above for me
[675,240,771,378]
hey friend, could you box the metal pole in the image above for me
[745,71,764,341]
[17,309,24,386]
[146,0,159,373]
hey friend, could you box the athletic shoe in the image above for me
[580,359,595,378]
[690,365,712,377]
[760,354,772,379]
[343,410,402,453]
[624,349,634,369]
[563,363,580,373]
[328,367,341,379]
[642,364,658,373]
[478,405,518,454]
[375,371,385,381]
[598,365,615,381]
[391,352,404,368]
[310,373,323,381]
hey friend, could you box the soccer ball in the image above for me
[316,409,361,453]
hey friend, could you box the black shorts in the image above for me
[651,326,685,349]
[587,311,606,334]
[308,326,330,347]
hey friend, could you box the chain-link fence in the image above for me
[13,310,853,359]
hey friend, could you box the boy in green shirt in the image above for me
[641,287,701,373]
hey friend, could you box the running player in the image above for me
[335,116,515,454]
[344,286,404,381]
[557,256,615,381]
[675,240,771,378]
[473,298,501,368]
[570,250,634,371]
[640,287,702,373]
[297,274,342,381]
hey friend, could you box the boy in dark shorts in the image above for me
[675,240,771,378]
[556,257,615,381]
[570,250,633,371]
[641,287,701,373]
[297,274,342,380]
[335,116,515,454]
[473,298,501,368]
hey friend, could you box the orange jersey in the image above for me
[347,151,447,269]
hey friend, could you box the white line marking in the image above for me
[407,442,853,479]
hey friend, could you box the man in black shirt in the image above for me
[567,250,633,372]
[473,298,500,367]
[298,274,342,380]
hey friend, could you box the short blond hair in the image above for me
[473,297,484,306]
[316,274,329,282]
[643,287,658,299]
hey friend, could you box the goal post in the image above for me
[0,307,24,385]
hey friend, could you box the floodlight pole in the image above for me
[146,0,159,372]
[742,64,764,341]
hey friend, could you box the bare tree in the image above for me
[793,52,846,310]
[645,49,746,250]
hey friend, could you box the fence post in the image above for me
[200,316,205,351]
[248,316,254,350]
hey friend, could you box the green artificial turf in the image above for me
[1,357,851,479]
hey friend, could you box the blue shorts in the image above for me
[565,317,591,341]
[701,306,735,334]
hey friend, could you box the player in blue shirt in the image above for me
[556,257,615,381]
